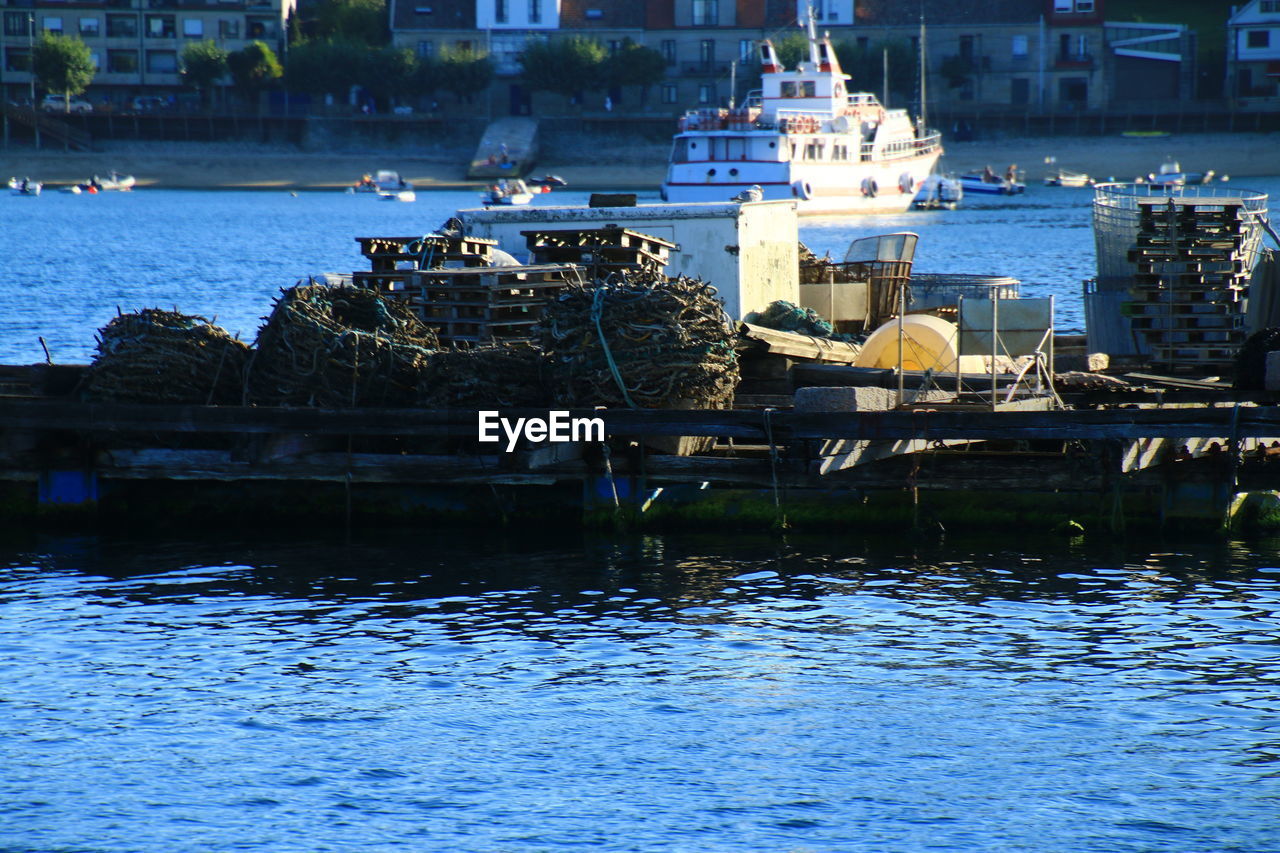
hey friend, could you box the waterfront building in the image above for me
[0,0,294,109]
[1227,0,1280,101]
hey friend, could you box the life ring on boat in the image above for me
[899,173,915,194]
[793,180,813,201]
[861,177,879,198]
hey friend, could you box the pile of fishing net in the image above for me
[417,343,549,408]
[245,282,438,408]
[750,300,836,338]
[540,271,739,409]
[82,308,251,405]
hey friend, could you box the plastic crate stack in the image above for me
[1123,198,1253,375]
[521,226,676,279]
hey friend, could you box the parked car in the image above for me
[40,94,93,114]
[130,96,166,113]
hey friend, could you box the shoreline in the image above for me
[3,131,1278,190]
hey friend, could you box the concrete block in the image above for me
[1265,351,1280,391]
[1054,352,1110,373]
[794,385,952,412]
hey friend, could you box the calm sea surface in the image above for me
[2,531,1280,851]
[2,178,1278,364]
[3,179,1280,851]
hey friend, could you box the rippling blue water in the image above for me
[2,532,1279,851]
[4,179,1278,364]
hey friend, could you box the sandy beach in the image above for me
[2,131,1277,190]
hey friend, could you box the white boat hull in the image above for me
[663,152,940,216]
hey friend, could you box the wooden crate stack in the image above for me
[522,226,676,278]
[408,264,585,346]
[1123,198,1252,374]
[352,235,498,296]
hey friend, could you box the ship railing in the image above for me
[678,107,763,132]
[845,93,880,107]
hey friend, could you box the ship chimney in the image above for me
[760,40,781,74]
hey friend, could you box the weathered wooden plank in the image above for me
[7,400,1280,443]
[739,323,862,364]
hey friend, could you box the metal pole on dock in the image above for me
[991,290,1000,409]
[897,285,906,407]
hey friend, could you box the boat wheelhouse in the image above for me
[661,24,942,216]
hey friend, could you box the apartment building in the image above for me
[1228,0,1280,99]
[1,0,294,107]
[390,0,1215,114]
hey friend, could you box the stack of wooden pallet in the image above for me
[408,264,584,346]
[352,234,497,296]
[1123,198,1253,374]
[522,226,676,279]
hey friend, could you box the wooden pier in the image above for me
[3,364,1280,532]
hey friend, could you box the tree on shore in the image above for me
[312,0,387,46]
[227,41,283,111]
[181,40,230,109]
[603,39,666,105]
[357,45,417,110]
[520,36,607,103]
[437,46,493,104]
[285,38,366,101]
[32,33,95,112]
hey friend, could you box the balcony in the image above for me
[681,61,728,76]
[1054,52,1093,70]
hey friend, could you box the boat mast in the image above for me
[918,12,928,133]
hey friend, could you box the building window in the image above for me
[43,17,63,34]
[1054,0,1071,10]
[1059,76,1087,103]
[1247,30,1270,49]
[661,82,677,103]
[698,83,714,103]
[1010,77,1029,104]
[1012,34,1028,58]
[146,49,178,73]
[218,19,239,38]
[529,0,540,23]
[89,52,100,69]
[1075,0,1094,10]
[4,12,28,37]
[1262,0,1280,13]
[608,39,620,55]
[5,47,31,72]
[699,38,715,65]
[79,17,99,37]
[692,0,717,27]
[183,19,202,37]
[661,39,675,64]
[495,0,506,24]
[739,39,753,61]
[146,15,175,38]
[107,15,138,37]
[416,40,433,58]
[108,49,138,73]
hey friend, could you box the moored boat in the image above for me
[481,178,536,206]
[660,19,941,216]
[1146,159,1214,187]
[379,189,416,202]
[959,166,1025,195]
[7,177,41,197]
[351,170,411,193]
[92,171,136,191]
[912,173,963,210]
[1044,168,1092,187]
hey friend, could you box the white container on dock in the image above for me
[458,200,800,321]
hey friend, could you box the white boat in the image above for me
[91,172,136,191]
[1044,168,1092,187]
[482,179,536,206]
[660,19,941,216]
[959,167,1025,195]
[379,189,416,202]
[1146,159,1214,187]
[8,177,41,197]
[352,170,411,193]
[912,173,963,210]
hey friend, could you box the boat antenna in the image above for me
[806,2,821,66]
[729,58,737,109]
[918,10,928,133]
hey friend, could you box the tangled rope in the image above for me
[83,309,251,405]
[245,282,438,408]
[418,343,548,408]
[540,270,739,409]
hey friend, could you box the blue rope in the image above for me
[592,286,638,409]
